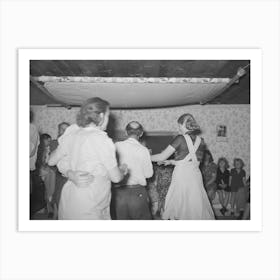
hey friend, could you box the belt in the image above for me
[121,184,145,189]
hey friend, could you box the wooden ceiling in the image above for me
[30,60,250,105]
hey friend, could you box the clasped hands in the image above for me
[157,160,176,166]
[67,164,129,188]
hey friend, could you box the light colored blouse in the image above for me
[54,124,118,220]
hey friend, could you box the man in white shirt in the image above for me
[114,121,153,219]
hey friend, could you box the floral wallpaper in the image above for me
[31,104,250,175]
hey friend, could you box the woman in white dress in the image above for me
[48,97,127,220]
[151,114,214,220]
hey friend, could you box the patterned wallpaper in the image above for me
[31,104,250,175]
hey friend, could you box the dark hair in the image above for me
[40,133,51,142]
[177,113,200,133]
[217,157,229,169]
[202,150,214,163]
[58,122,70,130]
[126,121,144,137]
[233,158,245,168]
[30,110,34,123]
[76,97,110,127]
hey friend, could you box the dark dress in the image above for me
[230,168,246,192]
[216,168,230,192]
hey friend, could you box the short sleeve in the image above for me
[224,170,230,184]
[170,135,184,151]
[96,136,118,171]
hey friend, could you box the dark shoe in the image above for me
[237,211,244,220]
[48,212,54,219]
[220,207,226,215]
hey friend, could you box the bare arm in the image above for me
[242,176,247,187]
[151,145,175,162]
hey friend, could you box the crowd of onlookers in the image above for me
[200,151,250,219]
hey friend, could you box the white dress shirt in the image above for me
[115,137,153,186]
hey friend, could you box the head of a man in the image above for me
[125,121,144,140]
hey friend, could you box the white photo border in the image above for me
[19,48,262,232]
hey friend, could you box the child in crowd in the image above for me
[36,133,56,218]
[216,157,230,215]
[229,158,246,218]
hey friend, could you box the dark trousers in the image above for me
[114,185,152,220]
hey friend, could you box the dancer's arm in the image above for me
[50,137,94,187]
[152,135,184,162]
[107,165,127,183]
[151,145,175,162]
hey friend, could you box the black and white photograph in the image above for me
[22,50,257,228]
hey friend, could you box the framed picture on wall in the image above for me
[216,124,228,142]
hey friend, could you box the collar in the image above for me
[83,125,106,134]
[126,137,141,145]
